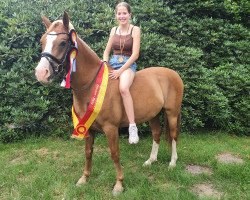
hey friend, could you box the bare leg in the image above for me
[119,69,139,144]
[143,116,161,166]
[119,69,135,123]
[76,132,95,186]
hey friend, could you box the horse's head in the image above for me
[35,12,75,84]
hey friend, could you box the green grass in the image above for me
[0,132,249,200]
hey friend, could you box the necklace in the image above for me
[118,25,130,63]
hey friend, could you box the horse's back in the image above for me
[130,67,183,123]
[135,67,183,86]
[133,67,183,100]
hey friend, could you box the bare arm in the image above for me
[103,27,116,62]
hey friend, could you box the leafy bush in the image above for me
[0,0,249,142]
[213,63,250,134]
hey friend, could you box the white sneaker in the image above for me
[129,125,139,144]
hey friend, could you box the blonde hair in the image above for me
[115,2,132,14]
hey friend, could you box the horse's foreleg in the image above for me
[143,116,161,166]
[104,126,124,195]
[76,132,95,186]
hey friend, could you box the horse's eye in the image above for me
[60,41,67,48]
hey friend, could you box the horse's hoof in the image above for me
[143,160,152,166]
[168,161,176,169]
[112,187,124,196]
[143,158,157,167]
[112,182,124,196]
[76,176,87,187]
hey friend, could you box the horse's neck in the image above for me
[72,38,101,90]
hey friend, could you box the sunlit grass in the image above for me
[0,132,249,199]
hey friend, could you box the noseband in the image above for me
[40,32,75,77]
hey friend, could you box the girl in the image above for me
[103,2,141,144]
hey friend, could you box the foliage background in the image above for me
[0,0,249,142]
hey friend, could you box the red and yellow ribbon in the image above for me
[65,48,78,89]
[71,62,109,139]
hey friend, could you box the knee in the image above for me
[111,152,120,162]
[85,149,93,159]
[119,87,130,97]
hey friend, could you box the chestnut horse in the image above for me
[35,12,183,195]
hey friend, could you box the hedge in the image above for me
[0,0,249,142]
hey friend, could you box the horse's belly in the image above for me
[131,73,165,123]
[108,67,182,126]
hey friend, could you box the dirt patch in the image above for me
[34,147,49,156]
[186,164,213,175]
[158,182,180,191]
[52,151,60,159]
[216,152,244,164]
[34,148,60,160]
[191,183,224,199]
[147,173,155,182]
[10,156,27,165]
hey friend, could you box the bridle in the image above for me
[40,29,106,91]
[40,32,74,79]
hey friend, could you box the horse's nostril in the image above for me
[35,67,50,82]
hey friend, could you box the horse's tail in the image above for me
[177,112,181,138]
[163,112,170,145]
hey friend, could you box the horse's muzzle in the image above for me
[35,59,54,84]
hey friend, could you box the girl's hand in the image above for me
[109,69,122,79]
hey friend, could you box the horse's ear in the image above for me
[41,16,51,29]
[63,11,69,29]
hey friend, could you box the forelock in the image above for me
[52,20,75,31]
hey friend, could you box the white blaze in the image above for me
[35,32,58,82]
[44,31,57,53]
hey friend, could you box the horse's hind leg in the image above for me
[166,111,180,168]
[76,132,95,186]
[143,115,161,166]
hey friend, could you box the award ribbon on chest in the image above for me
[71,62,109,139]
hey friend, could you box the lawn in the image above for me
[0,132,249,200]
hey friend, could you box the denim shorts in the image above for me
[109,55,137,72]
